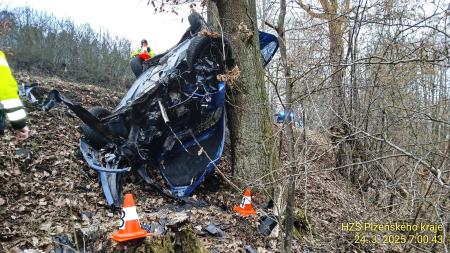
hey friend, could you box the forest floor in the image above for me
[0,72,399,253]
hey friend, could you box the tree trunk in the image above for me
[206,1,220,29]
[273,0,297,252]
[297,0,372,187]
[214,0,280,188]
[327,4,351,169]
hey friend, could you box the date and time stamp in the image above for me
[342,222,448,244]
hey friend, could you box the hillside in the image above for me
[0,72,393,253]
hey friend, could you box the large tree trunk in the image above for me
[214,0,280,188]
[328,10,352,169]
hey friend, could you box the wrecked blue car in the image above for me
[44,13,278,208]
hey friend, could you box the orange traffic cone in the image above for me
[111,193,149,242]
[234,188,257,216]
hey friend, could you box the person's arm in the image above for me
[130,48,140,58]
[149,49,155,58]
[0,51,29,140]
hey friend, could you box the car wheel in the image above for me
[188,12,203,34]
[130,56,143,78]
[81,106,111,149]
[186,35,233,73]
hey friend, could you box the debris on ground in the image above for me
[204,223,226,238]
[18,82,43,105]
[15,148,30,160]
[258,215,277,236]
[53,234,77,253]
[244,244,258,253]
[148,221,166,235]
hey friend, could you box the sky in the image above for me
[0,0,196,54]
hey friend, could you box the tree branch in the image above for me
[297,0,328,19]
[264,21,278,33]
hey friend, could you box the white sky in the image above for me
[0,0,197,54]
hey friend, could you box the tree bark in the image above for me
[214,0,280,188]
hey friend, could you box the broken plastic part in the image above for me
[158,100,170,123]
[43,90,117,143]
[244,245,258,253]
[259,215,278,236]
[204,224,225,238]
[53,234,77,253]
[80,140,131,174]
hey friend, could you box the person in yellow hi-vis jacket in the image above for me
[129,39,156,77]
[0,50,29,140]
[130,39,156,59]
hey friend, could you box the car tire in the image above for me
[81,106,111,149]
[130,56,143,78]
[188,12,203,34]
[186,35,233,73]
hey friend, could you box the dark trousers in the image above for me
[0,113,5,135]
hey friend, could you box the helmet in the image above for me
[141,39,148,45]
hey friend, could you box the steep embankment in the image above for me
[0,72,389,253]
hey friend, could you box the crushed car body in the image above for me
[43,13,279,208]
